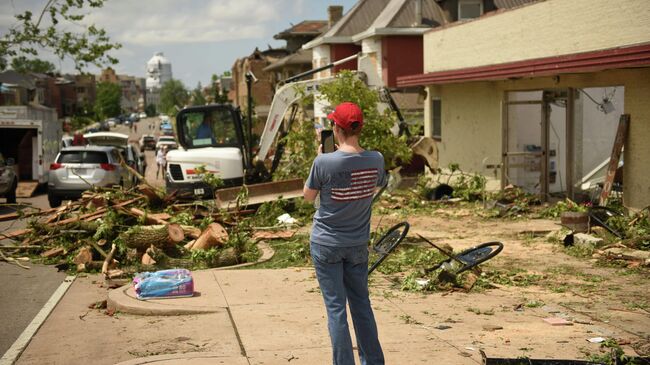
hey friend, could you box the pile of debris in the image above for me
[0,183,295,282]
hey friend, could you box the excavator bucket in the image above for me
[215,178,304,210]
[410,136,438,171]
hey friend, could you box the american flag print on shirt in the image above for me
[331,168,378,202]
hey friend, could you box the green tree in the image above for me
[94,82,121,120]
[0,0,120,71]
[190,82,206,106]
[318,70,412,169]
[10,56,56,74]
[160,79,188,116]
[145,104,156,117]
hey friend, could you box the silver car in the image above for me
[47,146,129,207]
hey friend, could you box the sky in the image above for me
[0,0,358,88]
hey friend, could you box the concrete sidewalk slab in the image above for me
[108,270,227,316]
[214,268,318,306]
[16,276,242,365]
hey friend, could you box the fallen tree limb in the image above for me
[0,207,58,222]
[0,250,30,269]
[102,244,117,276]
[119,224,185,250]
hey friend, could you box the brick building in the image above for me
[230,47,289,118]
[98,67,146,113]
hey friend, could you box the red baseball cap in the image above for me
[327,102,364,131]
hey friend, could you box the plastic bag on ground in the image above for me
[132,268,194,300]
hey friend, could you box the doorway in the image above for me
[502,90,568,200]
[502,86,624,202]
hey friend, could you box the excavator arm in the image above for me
[257,76,333,162]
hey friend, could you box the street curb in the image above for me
[113,352,246,365]
[0,275,75,365]
[107,241,275,316]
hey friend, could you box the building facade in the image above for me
[397,0,650,209]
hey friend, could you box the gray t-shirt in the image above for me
[306,150,386,247]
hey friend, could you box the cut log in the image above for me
[184,240,196,250]
[216,247,238,267]
[141,251,156,265]
[146,246,193,268]
[119,224,185,250]
[191,223,228,251]
[73,246,93,266]
[181,225,201,239]
[77,260,105,272]
[41,247,65,258]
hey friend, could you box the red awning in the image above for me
[397,42,650,87]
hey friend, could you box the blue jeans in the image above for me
[310,242,384,365]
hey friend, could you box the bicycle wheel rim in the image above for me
[368,221,410,275]
[454,241,504,274]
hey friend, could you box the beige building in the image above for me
[397,0,650,209]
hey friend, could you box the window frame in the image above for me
[431,97,442,140]
[458,0,483,21]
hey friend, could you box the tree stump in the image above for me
[191,223,228,251]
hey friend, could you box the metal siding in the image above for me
[389,0,450,27]
[338,0,392,36]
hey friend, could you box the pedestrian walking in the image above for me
[134,123,138,133]
[156,146,167,179]
[303,102,386,365]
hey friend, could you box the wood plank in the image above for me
[15,181,39,198]
[599,114,629,206]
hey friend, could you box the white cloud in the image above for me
[80,0,305,45]
[0,0,357,87]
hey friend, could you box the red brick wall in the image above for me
[332,44,361,73]
[382,36,423,88]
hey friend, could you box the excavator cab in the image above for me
[175,105,246,152]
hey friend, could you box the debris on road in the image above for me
[0,183,271,278]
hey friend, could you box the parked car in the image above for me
[84,132,146,185]
[0,153,18,204]
[98,121,110,132]
[106,118,117,128]
[47,146,127,207]
[139,134,156,152]
[139,112,147,119]
[156,135,178,151]
[160,123,174,136]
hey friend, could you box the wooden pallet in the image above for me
[16,181,39,198]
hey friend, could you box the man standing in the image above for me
[156,146,167,179]
[303,102,386,365]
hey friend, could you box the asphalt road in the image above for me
[0,117,163,356]
[0,194,67,356]
[115,118,165,187]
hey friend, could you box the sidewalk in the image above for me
[15,267,636,365]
